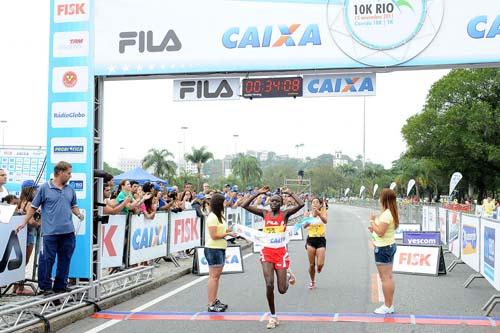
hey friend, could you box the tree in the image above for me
[104,162,123,176]
[231,153,263,187]
[185,146,214,190]
[402,68,500,201]
[142,148,176,180]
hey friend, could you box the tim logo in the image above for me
[222,24,321,49]
[119,30,181,53]
[69,180,84,191]
[63,71,77,88]
[53,145,84,153]
[0,231,23,273]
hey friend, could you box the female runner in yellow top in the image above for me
[303,198,328,289]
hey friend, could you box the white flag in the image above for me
[407,179,416,197]
[390,182,397,190]
[449,172,463,196]
[344,188,350,196]
[373,184,379,198]
[359,186,366,197]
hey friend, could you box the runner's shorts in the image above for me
[260,247,290,270]
[305,236,326,249]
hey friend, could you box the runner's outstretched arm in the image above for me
[241,186,269,217]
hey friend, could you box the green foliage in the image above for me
[402,68,500,200]
[231,153,263,188]
[142,148,176,181]
[184,146,214,191]
[103,162,123,176]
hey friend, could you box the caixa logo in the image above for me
[467,15,500,39]
[308,77,374,94]
[119,30,181,53]
[222,24,321,48]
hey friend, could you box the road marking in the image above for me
[84,252,254,333]
[91,311,500,327]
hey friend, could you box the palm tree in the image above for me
[185,146,214,190]
[142,148,176,180]
[231,153,263,187]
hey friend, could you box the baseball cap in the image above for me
[196,193,205,200]
[231,185,239,192]
[153,183,162,191]
[22,180,38,189]
[224,184,231,188]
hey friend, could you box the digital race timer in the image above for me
[242,77,303,98]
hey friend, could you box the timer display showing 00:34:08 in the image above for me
[242,77,303,98]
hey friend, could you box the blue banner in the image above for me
[403,231,441,246]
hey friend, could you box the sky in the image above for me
[1,2,449,170]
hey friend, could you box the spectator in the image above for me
[103,184,130,215]
[2,194,18,205]
[16,161,84,295]
[141,182,157,220]
[180,190,194,210]
[202,182,210,195]
[130,181,141,200]
[116,180,151,214]
[0,168,8,201]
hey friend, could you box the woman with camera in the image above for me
[204,193,236,312]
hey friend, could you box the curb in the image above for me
[21,242,252,333]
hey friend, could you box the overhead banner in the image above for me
[169,210,201,253]
[393,244,440,276]
[101,215,126,269]
[303,73,375,97]
[481,219,500,291]
[173,78,241,101]
[0,216,27,286]
[461,214,479,273]
[129,213,169,264]
[94,0,500,76]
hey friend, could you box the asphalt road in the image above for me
[61,205,500,333]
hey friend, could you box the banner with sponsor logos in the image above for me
[173,78,241,101]
[303,73,375,97]
[49,0,94,279]
[481,219,500,291]
[226,207,243,227]
[194,245,244,275]
[422,205,429,231]
[395,223,421,240]
[0,216,27,286]
[286,225,304,241]
[129,213,169,264]
[427,207,438,232]
[438,208,448,245]
[93,0,500,76]
[403,231,440,246]
[461,214,480,273]
[169,210,201,254]
[448,210,461,257]
[0,147,46,196]
[101,215,126,269]
[393,244,440,276]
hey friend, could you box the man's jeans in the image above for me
[39,233,75,291]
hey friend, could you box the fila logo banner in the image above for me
[173,78,241,101]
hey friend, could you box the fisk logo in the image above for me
[119,30,181,53]
[57,3,85,16]
[54,1,89,23]
[467,15,500,39]
[222,24,321,49]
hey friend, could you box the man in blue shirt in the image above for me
[16,161,83,294]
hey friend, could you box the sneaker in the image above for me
[308,281,316,289]
[266,317,279,329]
[374,304,395,314]
[208,302,226,312]
[214,299,228,310]
[287,270,296,286]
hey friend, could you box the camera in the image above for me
[33,211,41,221]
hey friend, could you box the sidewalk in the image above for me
[19,239,252,333]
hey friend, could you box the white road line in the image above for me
[85,252,254,333]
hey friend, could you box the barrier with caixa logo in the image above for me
[0,216,27,286]
[393,244,441,276]
[169,210,201,254]
[481,219,500,291]
[192,245,244,275]
[129,213,169,265]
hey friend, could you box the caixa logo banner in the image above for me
[173,78,241,101]
[0,216,27,286]
[195,245,244,275]
[303,74,376,97]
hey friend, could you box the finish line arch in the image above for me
[47,0,499,282]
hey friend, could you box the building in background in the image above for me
[119,157,142,172]
[333,150,348,167]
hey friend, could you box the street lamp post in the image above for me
[0,120,7,148]
[233,134,239,155]
[177,141,182,175]
[295,143,304,159]
[181,126,188,171]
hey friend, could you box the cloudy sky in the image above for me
[1,2,449,169]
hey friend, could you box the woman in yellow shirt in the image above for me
[205,193,236,312]
[304,198,328,289]
[368,188,399,315]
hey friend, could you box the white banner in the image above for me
[0,216,27,286]
[286,225,304,241]
[393,245,440,276]
[373,184,379,198]
[195,245,244,275]
[173,78,240,101]
[129,213,169,264]
[303,73,375,97]
[407,179,415,197]
[226,207,243,226]
[395,224,421,240]
[0,204,17,224]
[390,182,397,191]
[448,210,461,258]
[101,215,126,269]
[169,210,201,253]
[428,207,438,232]
[449,172,463,196]
[232,223,289,248]
[94,0,500,76]
[481,219,500,291]
[344,188,350,196]
[438,208,448,245]
[359,186,366,197]
[461,214,480,273]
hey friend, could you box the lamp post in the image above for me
[180,126,188,171]
[0,120,7,148]
[233,134,239,155]
[177,141,182,175]
[295,143,304,159]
